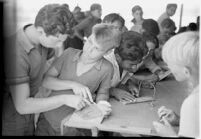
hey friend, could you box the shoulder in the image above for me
[62,47,80,56]
[182,89,199,110]
[101,58,113,71]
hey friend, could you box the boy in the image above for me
[3,4,78,136]
[153,32,199,138]
[137,19,164,83]
[155,18,176,62]
[73,3,102,41]
[105,31,148,101]
[102,13,125,32]
[64,3,102,50]
[35,23,122,136]
[157,3,177,32]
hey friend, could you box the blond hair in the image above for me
[92,23,122,51]
[162,31,199,85]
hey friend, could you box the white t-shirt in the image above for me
[104,49,133,87]
[178,86,199,138]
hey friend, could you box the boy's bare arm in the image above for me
[9,83,77,114]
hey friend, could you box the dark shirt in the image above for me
[73,14,101,38]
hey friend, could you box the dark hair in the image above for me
[131,5,143,24]
[142,32,159,49]
[34,4,76,36]
[188,22,197,31]
[103,13,125,27]
[90,3,102,11]
[142,19,160,37]
[161,18,176,31]
[115,31,148,61]
[177,26,187,34]
[166,3,177,9]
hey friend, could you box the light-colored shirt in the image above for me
[104,49,133,87]
[43,48,113,131]
[178,86,199,138]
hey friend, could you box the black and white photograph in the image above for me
[2,0,200,137]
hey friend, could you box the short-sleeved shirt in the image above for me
[157,12,169,31]
[43,48,113,131]
[2,24,54,135]
[104,50,133,87]
[178,86,199,138]
[73,14,101,38]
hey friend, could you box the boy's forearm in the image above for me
[17,94,69,114]
[96,92,109,103]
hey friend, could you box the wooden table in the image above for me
[63,78,189,136]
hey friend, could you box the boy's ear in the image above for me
[36,27,45,35]
[183,66,191,79]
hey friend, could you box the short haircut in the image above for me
[188,22,197,31]
[34,4,76,36]
[132,5,143,14]
[142,19,160,37]
[162,32,199,74]
[92,23,122,51]
[115,31,148,62]
[166,3,177,9]
[103,13,125,27]
[143,32,159,49]
[90,3,102,11]
[161,18,176,31]
[131,5,143,24]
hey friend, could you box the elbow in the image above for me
[15,104,28,115]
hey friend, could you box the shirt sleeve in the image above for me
[5,47,30,85]
[96,62,114,102]
[178,93,199,138]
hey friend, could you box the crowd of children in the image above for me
[3,2,199,138]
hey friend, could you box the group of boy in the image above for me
[3,3,171,136]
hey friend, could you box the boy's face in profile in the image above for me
[93,8,102,19]
[83,35,109,61]
[167,6,177,16]
[120,59,143,73]
[38,28,68,48]
[112,20,123,32]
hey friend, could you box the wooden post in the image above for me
[179,4,183,29]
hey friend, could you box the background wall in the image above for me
[5,0,200,35]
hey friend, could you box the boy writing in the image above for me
[35,23,122,136]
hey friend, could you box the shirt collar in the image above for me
[72,50,103,70]
[18,24,35,53]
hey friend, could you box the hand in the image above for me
[158,106,180,126]
[111,88,136,101]
[65,95,91,111]
[97,101,112,117]
[128,83,140,97]
[153,117,177,137]
[71,82,94,103]
[146,74,159,83]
